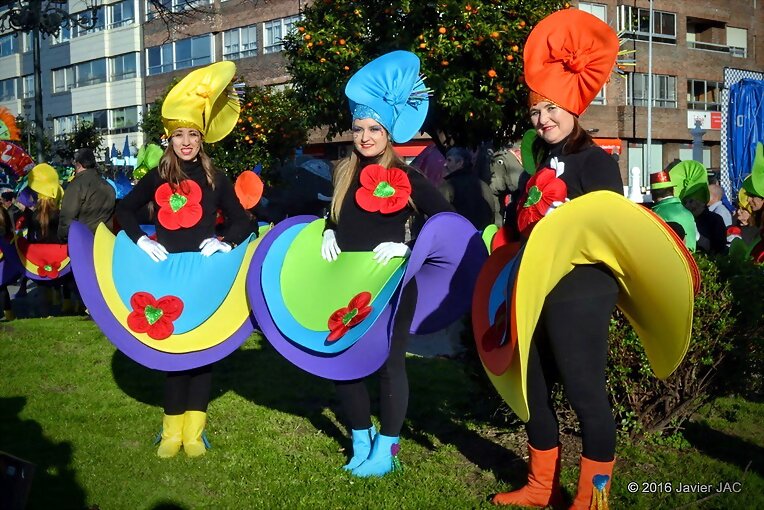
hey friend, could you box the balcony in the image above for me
[687,40,747,58]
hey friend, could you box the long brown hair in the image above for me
[158,142,217,191]
[330,141,409,223]
[35,196,59,239]
[531,117,594,170]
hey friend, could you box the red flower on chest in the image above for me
[355,165,412,214]
[516,168,567,235]
[155,179,203,230]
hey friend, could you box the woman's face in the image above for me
[529,101,576,145]
[736,207,751,226]
[352,118,388,158]
[171,128,202,161]
[748,195,764,212]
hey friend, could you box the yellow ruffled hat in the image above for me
[161,62,241,143]
[28,163,64,202]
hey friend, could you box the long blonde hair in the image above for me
[158,143,217,191]
[35,196,59,239]
[330,142,408,223]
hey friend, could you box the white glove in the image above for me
[199,237,232,257]
[372,242,411,265]
[545,198,570,216]
[137,235,168,263]
[321,229,341,262]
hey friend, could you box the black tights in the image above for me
[163,364,213,416]
[525,266,619,462]
[334,280,417,437]
[0,286,10,312]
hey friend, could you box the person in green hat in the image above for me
[670,160,726,254]
[649,169,697,251]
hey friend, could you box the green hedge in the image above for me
[460,254,764,436]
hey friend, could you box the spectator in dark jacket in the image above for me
[58,147,116,241]
[438,147,498,229]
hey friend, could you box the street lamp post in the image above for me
[0,0,101,162]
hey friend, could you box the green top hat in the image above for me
[669,160,709,204]
[741,142,764,198]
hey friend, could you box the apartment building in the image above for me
[0,0,145,161]
[576,0,763,185]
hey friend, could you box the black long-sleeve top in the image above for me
[325,160,454,252]
[116,159,252,253]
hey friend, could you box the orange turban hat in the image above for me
[523,9,619,116]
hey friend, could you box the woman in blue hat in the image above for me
[321,51,456,478]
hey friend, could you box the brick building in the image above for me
[576,0,763,185]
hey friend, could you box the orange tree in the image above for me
[284,0,567,149]
[141,82,307,181]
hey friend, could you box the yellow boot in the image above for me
[3,310,14,321]
[182,411,209,458]
[157,414,184,458]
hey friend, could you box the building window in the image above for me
[0,78,16,101]
[112,53,138,80]
[54,115,76,138]
[146,0,210,20]
[147,35,212,75]
[174,34,212,70]
[577,2,607,22]
[109,0,135,29]
[111,106,139,133]
[21,32,33,52]
[75,6,106,37]
[0,33,18,57]
[52,67,75,93]
[78,110,108,131]
[75,58,108,87]
[263,15,300,54]
[51,25,71,45]
[147,43,173,75]
[687,79,722,111]
[591,85,606,106]
[727,27,748,58]
[21,75,34,98]
[223,24,258,60]
[617,5,676,44]
[628,73,677,108]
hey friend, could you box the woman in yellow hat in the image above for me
[107,61,255,458]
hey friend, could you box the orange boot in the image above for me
[569,456,615,510]
[492,444,564,508]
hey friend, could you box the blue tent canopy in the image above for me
[727,78,764,195]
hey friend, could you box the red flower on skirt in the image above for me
[37,260,61,279]
[126,292,184,340]
[355,165,412,214]
[327,292,373,342]
[516,168,567,235]
[155,179,203,230]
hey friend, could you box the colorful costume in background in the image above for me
[15,164,72,286]
[248,51,487,478]
[69,61,257,458]
[649,169,698,251]
[473,9,698,509]
[732,142,764,261]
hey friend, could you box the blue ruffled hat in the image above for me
[345,51,430,143]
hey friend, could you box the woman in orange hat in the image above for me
[493,8,623,509]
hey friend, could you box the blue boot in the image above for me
[342,425,376,471]
[350,434,401,478]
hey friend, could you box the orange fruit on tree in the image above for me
[487,69,497,78]
[490,31,499,38]
[438,27,446,34]
[441,60,449,66]
[512,45,519,52]
[419,42,427,49]
[506,54,514,61]
[304,34,311,41]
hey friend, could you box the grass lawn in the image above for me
[1,317,762,509]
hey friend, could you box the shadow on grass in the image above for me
[109,337,524,484]
[0,396,87,509]
[683,421,764,477]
